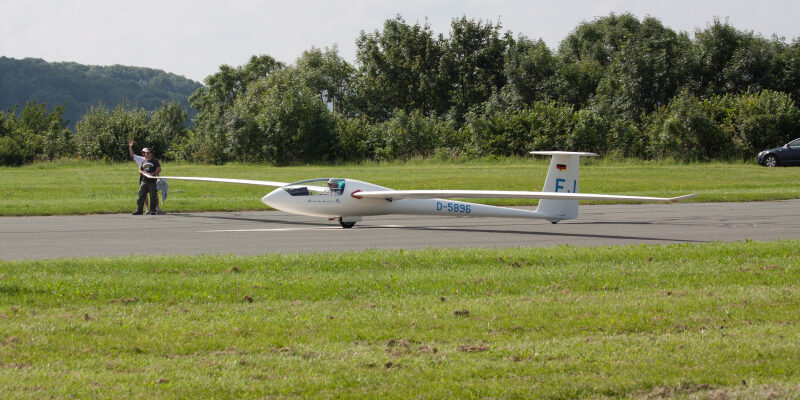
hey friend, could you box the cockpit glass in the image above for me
[283,178,345,196]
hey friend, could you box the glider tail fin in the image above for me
[530,151,598,223]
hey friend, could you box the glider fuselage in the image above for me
[261,179,541,219]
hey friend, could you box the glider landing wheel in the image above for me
[764,154,778,167]
[551,221,558,224]
[338,217,356,229]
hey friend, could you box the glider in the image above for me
[148,151,696,228]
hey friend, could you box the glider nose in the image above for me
[262,188,287,210]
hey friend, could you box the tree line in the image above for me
[0,57,201,129]
[3,13,800,166]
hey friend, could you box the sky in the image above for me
[1,0,799,83]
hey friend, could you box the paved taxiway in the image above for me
[1,200,798,260]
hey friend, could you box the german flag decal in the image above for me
[556,164,567,171]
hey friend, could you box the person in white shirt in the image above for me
[129,139,145,169]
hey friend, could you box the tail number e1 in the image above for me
[436,201,471,214]
[555,178,577,193]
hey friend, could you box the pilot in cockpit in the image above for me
[326,178,345,195]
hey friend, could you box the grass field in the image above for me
[1,158,799,216]
[1,240,799,398]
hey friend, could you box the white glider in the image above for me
[149,151,696,228]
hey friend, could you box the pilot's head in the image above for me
[328,178,338,188]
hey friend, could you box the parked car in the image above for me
[757,138,800,166]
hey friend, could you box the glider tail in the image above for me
[531,151,598,223]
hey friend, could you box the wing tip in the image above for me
[668,194,698,203]
[529,151,599,157]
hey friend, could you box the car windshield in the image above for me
[283,178,345,196]
[789,138,800,149]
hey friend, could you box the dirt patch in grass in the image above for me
[110,297,138,304]
[1,362,29,369]
[385,338,438,356]
[497,257,522,268]
[457,344,489,353]
[453,309,470,317]
[640,382,800,399]
[226,266,240,273]
[2,336,20,346]
[417,343,438,353]
[740,264,783,273]
[210,347,249,356]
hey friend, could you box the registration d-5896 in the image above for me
[436,201,471,214]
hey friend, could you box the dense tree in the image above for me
[691,19,751,96]
[559,13,642,67]
[191,55,283,110]
[555,13,643,108]
[691,19,793,99]
[504,36,558,105]
[295,46,355,114]
[353,16,445,119]
[721,36,784,94]
[438,17,511,120]
[550,59,605,108]
[188,55,284,162]
[595,17,693,119]
[213,67,337,165]
[779,40,800,103]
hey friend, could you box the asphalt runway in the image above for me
[1,200,799,260]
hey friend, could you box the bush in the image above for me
[75,102,149,161]
[334,115,377,161]
[466,101,576,156]
[375,110,441,160]
[569,108,611,154]
[0,103,73,165]
[721,90,800,157]
[75,101,188,161]
[0,135,32,166]
[644,91,725,161]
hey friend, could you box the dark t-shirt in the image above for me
[140,158,160,184]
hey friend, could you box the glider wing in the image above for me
[144,175,330,192]
[144,175,290,188]
[356,190,696,203]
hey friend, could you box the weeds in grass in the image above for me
[0,241,798,398]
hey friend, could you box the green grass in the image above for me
[1,241,799,398]
[1,158,799,216]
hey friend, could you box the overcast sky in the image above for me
[1,0,799,83]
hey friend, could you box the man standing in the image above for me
[129,141,161,215]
